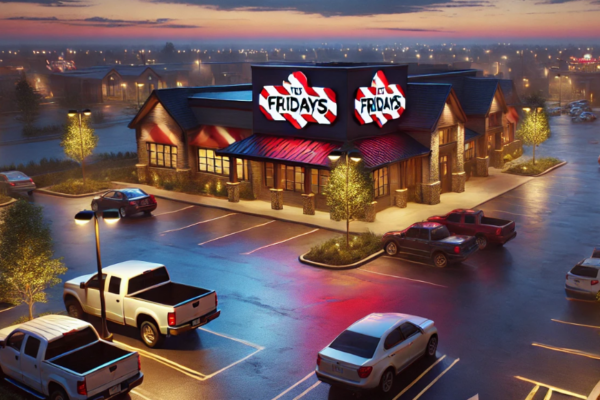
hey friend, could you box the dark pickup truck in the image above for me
[427,209,516,250]
[382,222,479,268]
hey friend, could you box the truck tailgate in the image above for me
[501,221,516,236]
[86,350,138,395]
[175,291,216,325]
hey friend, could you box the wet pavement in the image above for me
[1,114,600,400]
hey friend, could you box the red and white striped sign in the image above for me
[259,71,337,129]
[355,70,406,128]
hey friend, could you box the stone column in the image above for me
[136,163,148,183]
[227,182,240,203]
[475,157,489,177]
[270,188,283,210]
[452,172,466,193]
[362,201,377,222]
[421,181,441,205]
[420,133,441,205]
[395,189,408,208]
[302,193,315,215]
[493,149,504,168]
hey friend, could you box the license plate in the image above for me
[332,365,344,374]
[192,318,200,326]
[109,384,121,396]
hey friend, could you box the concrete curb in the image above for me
[35,188,108,198]
[588,380,600,400]
[533,161,568,177]
[299,249,384,270]
[0,198,17,208]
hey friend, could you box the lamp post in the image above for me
[74,209,120,341]
[328,149,363,247]
[523,107,544,165]
[136,83,144,109]
[67,109,91,184]
[121,83,127,101]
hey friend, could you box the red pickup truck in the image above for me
[427,209,516,250]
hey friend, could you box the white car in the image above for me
[565,257,600,300]
[315,313,438,394]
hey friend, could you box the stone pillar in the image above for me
[362,201,377,222]
[302,193,315,215]
[420,181,441,205]
[493,149,504,168]
[270,188,283,210]
[475,157,489,177]
[227,182,240,203]
[452,172,466,193]
[395,189,408,208]
[136,163,148,183]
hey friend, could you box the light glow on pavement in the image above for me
[551,319,600,329]
[160,213,236,235]
[242,229,319,255]
[532,342,600,361]
[359,268,448,288]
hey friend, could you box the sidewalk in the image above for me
[113,168,532,235]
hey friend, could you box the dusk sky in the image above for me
[1,0,600,44]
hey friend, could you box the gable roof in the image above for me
[354,133,430,168]
[498,79,521,106]
[458,78,502,115]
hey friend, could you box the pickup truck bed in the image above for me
[133,282,211,306]
[480,216,512,226]
[50,341,132,374]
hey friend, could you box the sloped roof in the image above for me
[458,78,500,115]
[498,79,521,106]
[190,91,252,102]
[465,128,483,142]
[354,133,431,168]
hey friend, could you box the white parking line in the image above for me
[0,305,16,314]
[160,213,236,235]
[358,269,448,288]
[392,355,447,400]
[154,205,195,216]
[515,376,586,399]
[271,371,316,400]
[131,389,158,400]
[412,358,460,400]
[242,229,319,255]
[551,318,600,329]
[198,220,276,246]
[532,342,600,360]
[525,385,539,400]
[292,381,321,400]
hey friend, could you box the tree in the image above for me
[0,200,67,320]
[323,158,374,247]
[61,115,98,184]
[517,96,551,165]
[14,73,41,126]
[162,42,176,56]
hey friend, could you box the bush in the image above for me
[0,158,78,177]
[49,179,111,195]
[504,157,563,176]
[304,231,383,266]
[503,154,513,163]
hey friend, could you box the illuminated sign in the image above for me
[355,71,406,127]
[259,71,337,129]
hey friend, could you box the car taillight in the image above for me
[9,182,15,186]
[137,354,141,371]
[316,354,322,368]
[592,280,599,286]
[77,379,87,396]
[454,246,460,254]
[129,201,137,206]
[357,366,373,378]
[215,292,218,307]
[496,228,502,236]
[150,194,156,203]
[168,312,176,327]
[29,178,34,183]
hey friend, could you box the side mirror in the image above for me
[79,282,86,289]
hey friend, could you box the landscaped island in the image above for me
[303,232,382,266]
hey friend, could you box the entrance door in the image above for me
[439,155,451,193]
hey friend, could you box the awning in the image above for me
[140,123,177,146]
[354,133,430,169]
[216,134,342,168]
[189,126,252,149]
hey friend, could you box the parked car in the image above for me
[570,107,583,117]
[315,313,438,394]
[580,112,597,122]
[427,209,517,250]
[565,250,600,300]
[382,222,479,268]
[548,107,562,116]
[91,188,157,218]
[0,315,143,400]
[0,171,36,196]
[64,261,220,348]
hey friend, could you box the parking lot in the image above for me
[1,114,600,400]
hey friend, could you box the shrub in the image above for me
[503,154,513,163]
[50,179,111,195]
[304,231,382,266]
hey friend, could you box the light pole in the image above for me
[328,149,363,247]
[67,109,91,185]
[121,83,127,101]
[136,83,144,109]
[523,107,544,165]
[74,209,120,341]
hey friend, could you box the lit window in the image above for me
[311,169,330,194]
[282,165,304,192]
[147,142,177,169]
[265,163,274,187]
[465,142,475,161]
[198,148,229,176]
[373,167,389,198]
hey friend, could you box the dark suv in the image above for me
[382,222,479,268]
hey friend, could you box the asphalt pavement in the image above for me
[1,114,600,400]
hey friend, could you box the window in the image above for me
[373,167,389,198]
[406,228,420,238]
[465,142,475,161]
[24,337,41,358]
[235,158,250,181]
[7,332,25,351]
[121,189,147,199]
[400,323,420,340]
[447,213,461,223]
[311,169,329,194]
[127,267,170,295]
[87,274,107,290]
[571,265,600,278]
[147,143,177,169]
[108,277,121,295]
[418,229,430,240]
[45,328,98,360]
[438,127,454,145]
[265,163,274,188]
[384,328,404,350]
[487,135,493,151]
[431,226,451,241]
[465,215,476,224]
[281,165,305,192]
[198,148,229,176]
[329,330,380,359]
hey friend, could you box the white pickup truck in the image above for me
[0,315,143,400]
[63,260,220,348]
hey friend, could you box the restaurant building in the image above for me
[128,63,521,219]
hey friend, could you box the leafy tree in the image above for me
[162,42,176,55]
[15,73,41,126]
[60,115,98,184]
[517,96,551,165]
[0,200,66,320]
[324,158,374,247]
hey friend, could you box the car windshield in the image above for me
[431,226,451,241]
[329,330,380,359]
[5,172,28,181]
[127,266,170,295]
[45,327,98,360]
[121,189,147,199]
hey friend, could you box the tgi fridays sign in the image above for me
[259,71,337,129]
[355,70,406,128]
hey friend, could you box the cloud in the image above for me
[148,0,492,17]
[4,16,201,28]
[0,0,86,7]
[6,16,59,20]
[366,27,454,32]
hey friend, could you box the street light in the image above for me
[67,109,91,184]
[121,83,127,101]
[328,148,363,247]
[136,83,144,109]
[74,209,120,341]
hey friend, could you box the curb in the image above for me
[298,249,384,270]
[0,198,17,208]
[35,188,109,198]
[588,380,600,400]
[533,161,567,177]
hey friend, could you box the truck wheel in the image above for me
[49,388,69,400]
[432,252,448,268]
[475,234,488,250]
[140,320,164,348]
[384,241,398,256]
[65,299,86,320]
